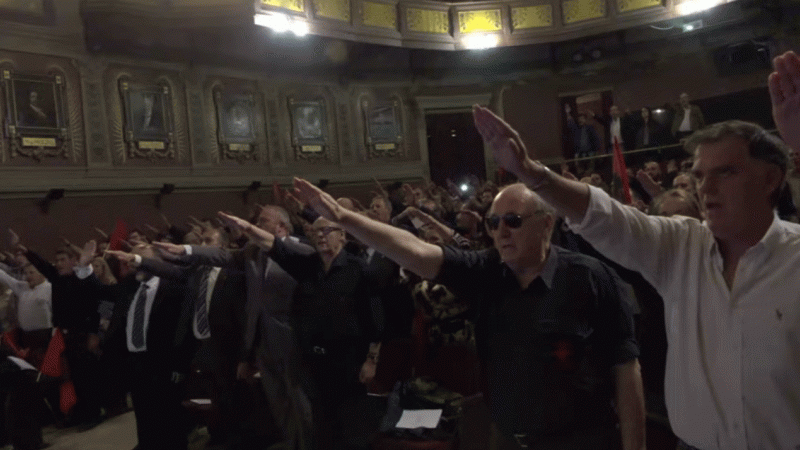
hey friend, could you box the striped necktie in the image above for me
[195,268,211,338]
[131,284,148,348]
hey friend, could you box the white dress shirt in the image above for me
[679,107,693,132]
[610,117,623,145]
[567,186,800,450]
[127,276,160,352]
[0,268,51,331]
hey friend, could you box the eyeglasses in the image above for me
[314,226,343,236]
[485,212,543,231]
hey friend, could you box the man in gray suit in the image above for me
[154,205,315,450]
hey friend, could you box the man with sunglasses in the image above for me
[464,51,800,450]
[291,179,644,450]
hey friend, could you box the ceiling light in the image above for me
[462,34,499,50]
[682,19,703,32]
[291,21,310,37]
[254,12,308,37]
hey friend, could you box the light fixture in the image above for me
[462,34,499,50]
[254,12,310,37]
[682,19,703,32]
[460,184,469,193]
[676,0,723,16]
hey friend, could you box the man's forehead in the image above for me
[693,136,749,167]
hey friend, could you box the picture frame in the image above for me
[2,69,69,160]
[215,91,257,144]
[120,81,173,159]
[214,90,259,162]
[289,99,327,153]
[365,100,402,154]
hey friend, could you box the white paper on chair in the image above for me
[7,356,37,371]
[395,409,442,429]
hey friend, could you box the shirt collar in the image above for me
[143,276,159,290]
[706,213,783,260]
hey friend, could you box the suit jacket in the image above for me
[105,274,193,374]
[137,257,247,369]
[671,104,705,136]
[594,113,638,150]
[184,241,314,371]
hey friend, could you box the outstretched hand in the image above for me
[151,241,186,259]
[105,250,136,263]
[78,240,97,267]
[635,170,665,199]
[217,212,274,249]
[769,51,800,152]
[472,105,542,183]
[292,178,345,223]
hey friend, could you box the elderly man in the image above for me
[290,179,644,449]
[465,49,800,450]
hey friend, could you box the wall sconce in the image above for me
[38,188,65,214]
[155,183,175,210]
[242,181,262,204]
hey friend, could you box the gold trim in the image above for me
[314,0,350,22]
[362,1,396,29]
[260,0,304,13]
[562,0,607,24]
[458,9,501,33]
[511,5,553,30]
[407,8,449,34]
[617,0,661,13]
[21,137,57,148]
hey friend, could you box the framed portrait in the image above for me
[215,91,256,144]
[365,100,402,148]
[119,81,173,160]
[289,99,327,153]
[3,70,65,135]
[2,69,69,160]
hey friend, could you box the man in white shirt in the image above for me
[671,93,706,141]
[0,263,52,366]
[469,49,800,449]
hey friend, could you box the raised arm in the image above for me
[293,178,444,280]
[769,50,800,152]
[472,105,591,223]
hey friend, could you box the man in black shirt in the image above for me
[291,180,645,450]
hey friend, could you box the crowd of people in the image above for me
[1,50,800,450]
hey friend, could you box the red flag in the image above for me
[612,137,632,204]
[60,380,77,414]
[108,219,128,251]
[40,328,65,377]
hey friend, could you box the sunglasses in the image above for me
[485,212,542,231]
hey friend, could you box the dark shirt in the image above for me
[437,245,638,440]
[269,238,376,354]
[25,251,100,334]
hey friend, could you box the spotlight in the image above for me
[460,184,469,193]
[462,34,499,50]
